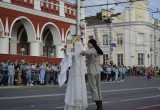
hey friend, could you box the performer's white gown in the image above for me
[59,41,88,110]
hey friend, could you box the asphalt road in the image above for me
[0,76,160,110]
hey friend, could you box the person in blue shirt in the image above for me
[98,64,103,81]
[111,65,116,82]
[122,65,126,81]
[52,63,59,85]
[25,63,33,86]
[39,62,46,85]
[106,65,111,81]
[8,62,15,86]
[115,66,119,81]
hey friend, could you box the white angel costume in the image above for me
[58,40,88,110]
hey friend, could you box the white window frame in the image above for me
[117,34,123,45]
[138,33,144,44]
[103,54,108,64]
[102,34,108,45]
[117,54,123,66]
[138,53,144,65]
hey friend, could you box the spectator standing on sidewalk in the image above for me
[133,66,136,76]
[39,62,46,85]
[106,65,111,81]
[122,65,126,81]
[119,65,123,81]
[50,63,55,84]
[111,65,116,82]
[98,64,103,81]
[8,62,15,86]
[45,63,51,84]
[21,61,26,85]
[53,63,59,85]
[25,63,33,86]
[2,62,8,86]
[31,62,36,83]
[115,66,119,81]
[0,63,3,85]
[14,60,20,85]
[17,62,22,85]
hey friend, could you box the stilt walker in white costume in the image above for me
[58,35,88,110]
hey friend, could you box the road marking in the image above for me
[56,101,109,109]
[137,104,160,109]
[0,87,158,100]
[0,86,22,89]
[102,87,158,93]
[0,94,65,100]
[121,95,160,102]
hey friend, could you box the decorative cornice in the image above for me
[87,22,160,30]
[0,2,76,24]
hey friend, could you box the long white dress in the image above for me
[58,41,88,110]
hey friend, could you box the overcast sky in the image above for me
[65,0,160,20]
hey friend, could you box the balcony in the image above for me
[0,0,76,20]
[40,0,76,19]
[11,0,34,9]
[40,0,59,16]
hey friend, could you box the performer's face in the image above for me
[88,42,93,49]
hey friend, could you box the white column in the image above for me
[94,28,100,45]
[130,6,135,22]
[124,8,129,22]
[30,41,41,56]
[0,36,9,54]
[56,45,64,58]
[146,32,151,67]
[34,0,41,11]
[59,1,65,17]
[124,27,130,66]
[10,36,17,54]
[130,26,135,66]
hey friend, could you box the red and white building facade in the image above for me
[0,0,77,58]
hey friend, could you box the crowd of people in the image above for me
[98,64,160,82]
[0,58,160,86]
[0,58,60,86]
